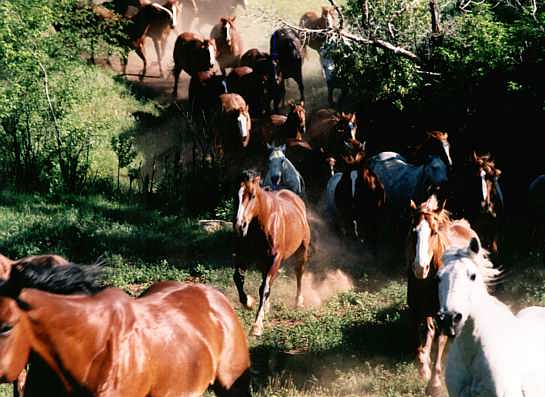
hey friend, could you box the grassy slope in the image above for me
[0,191,544,396]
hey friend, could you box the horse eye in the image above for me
[469,273,476,281]
[0,323,13,336]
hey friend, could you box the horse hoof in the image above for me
[418,365,432,382]
[425,382,442,396]
[244,296,255,309]
[250,324,263,337]
[296,297,304,308]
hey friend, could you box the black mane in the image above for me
[4,262,106,297]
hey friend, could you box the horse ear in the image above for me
[280,144,286,152]
[469,237,480,255]
[266,143,273,150]
[435,197,447,212]
[410,200,417,210]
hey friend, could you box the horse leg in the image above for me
[251,255,282,336]
[213,368,252,397]
[134,38,147,81]
[152,37,164,78]
[426,333,448,395]
[295,68,305,103]
[172,64,182,97]
[417,316,435,382]
[233,256,254,310]
[295,243,310,308]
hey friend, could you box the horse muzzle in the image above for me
[235,221,250,237]
[412,263,430,279]
[436,310,462,338]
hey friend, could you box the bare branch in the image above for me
[430,0,441,34]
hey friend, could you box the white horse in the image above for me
[437,238,545,397]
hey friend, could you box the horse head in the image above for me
[266,144,287,189]
[199,39,217,70]
[471,151,502,218]
[235,169,262,237]
[423,155,449,196]
[436,237,500,337]
[408,195,449,279]
[235,104,251,148]
[150,0,178,29]
[338,112,358,142]
[219,16,237,47]
[321,6,336,29]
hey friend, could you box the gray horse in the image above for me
[263,144,306,198]
[367,151,448,210]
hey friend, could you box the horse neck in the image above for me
[253,188,275,226]
[21,290,107,392]
[283,113,303,140]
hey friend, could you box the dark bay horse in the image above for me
[227,66,271,118]
[406,195,480,394]
[234,170,310,336]
[172,32,217,97]
[263,144,305,198]
[270,28,305,111]
[188,70,228,119]
[0,268,251,397]
[449,152,504,256]
[240,49,281,114]
[210,17,243,75]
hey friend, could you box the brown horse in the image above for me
[210,17,243,75]
[408,130,453,169]
[0,254,103,397]
[172,32,217,97]
[299,6,336,54]
[213,93,252,160]
[406,194,480,394]
[233,169,310,336]
[0,268,251,397]
[308,109,358,172]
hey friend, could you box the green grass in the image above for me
[1,190,544,396]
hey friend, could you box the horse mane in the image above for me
[4,261,106,296]
[442,246,503,291]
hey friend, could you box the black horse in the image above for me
[270,28,305,112]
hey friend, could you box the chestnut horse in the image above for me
[172,32,217,97]
[0,267,251,397]
[234,169,310,336]
[406,194,480,395]
[299,6,336,54]
[210,17,243,75]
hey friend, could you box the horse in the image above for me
[367,152,449,214]
[0,254,104,397]
[181,0,247,33]
[318,46,343,107]
[0,266,252,397]
[263,144,305,198]
[270,28,305,111]
[405,195,480,395]
[120,0,179,80]
[308,109,359,172]
[299,6,336,54]
[188,70,228,119]
[449,151,504,256]
[210,17,243,75]
[212,93,252,161]
[528,174,545,262]
[233,169,310,336]
[227,66,270,118]
[408,131,453,170]
[172,32,217,97]
[436,238,545,397]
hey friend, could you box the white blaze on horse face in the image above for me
[225,22,231,45]
[208,45,216,67]
[235,186,250,237]
[171,3,177,29]
[480,169,488,207]
[442,141,452,166]
[414,218,432,279]
[237,113,248,139]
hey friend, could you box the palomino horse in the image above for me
[234,170,310,336]
[0,267,252,397]
[269,29,305,111]
[406,195,480,394]
[210,17,243,75]
[450,152,504,256]
[299,6,336,54]
[308,109,359,171]
[172,32,217,97]
[437,238,545,397]
[263,144,305,198]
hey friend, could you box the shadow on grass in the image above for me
[249,303,413,393]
